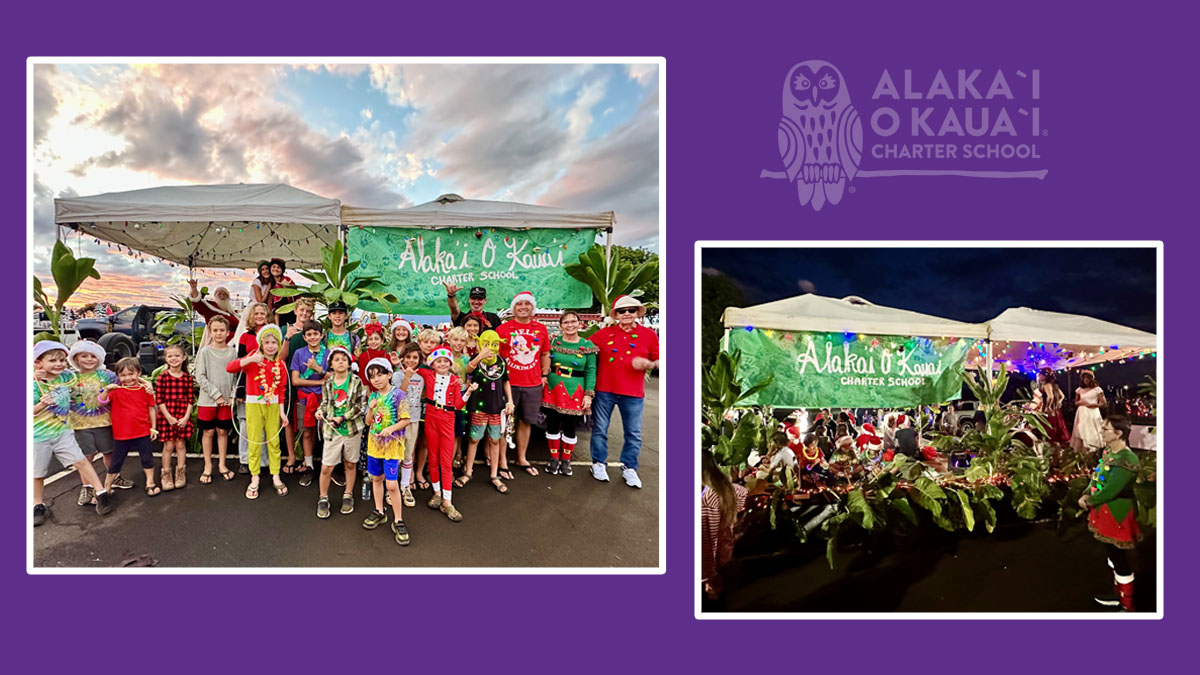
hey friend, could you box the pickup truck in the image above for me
[75,305,203,370]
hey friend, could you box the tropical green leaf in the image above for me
[341,291,359,306]
[847,489,878,530]
[890,497,918,525]
[729,413,761,465]
[270,287,306,298]
[323,287,341,302]
[955,489,976,532]
[974,496,997,533]
[273,302,297,316]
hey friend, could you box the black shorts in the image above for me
[510,385,545,427]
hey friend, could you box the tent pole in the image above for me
[188,260,197,360]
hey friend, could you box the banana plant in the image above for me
[154,294,204,351]
[270,240,400,315]
[564,245,658,317]
[33,240,101,343]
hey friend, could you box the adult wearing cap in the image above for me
[496,291,551,476]
[444,283,502,331]
[589,295,659,488]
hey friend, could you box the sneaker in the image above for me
[401,486,416,508]
[622,466,643,489]
[427,492,444,510]
[591,463,610,482]
[559,461,573,477]
[545,459,560,475]
[95,491,114,515]
[77,484,95,506]
[298,468,314,487]
[111,476,135,490]
[237,463,250,475]
[341,493,355,515]
[440,502,463,522]
[316,497,331,519]
[33,503,48,527]
[1094,591,1121,607]
[391,519,411,545]
[362,509,387,530]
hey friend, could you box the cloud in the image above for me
[33,65,59,146]
[626,64,658,86]
[797,279,816,293]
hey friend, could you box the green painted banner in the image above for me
[724,328,969,408]
[348,227,599,315]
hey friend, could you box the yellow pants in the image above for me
[245,401,281,476]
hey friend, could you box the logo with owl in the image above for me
[771,60,863,211]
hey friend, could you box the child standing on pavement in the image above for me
[194,316,237,483]
[361,358,412,545]
[98,357,161,495]
[290,319,328,485]
[315,346,364,519]
[33,341,113,525]
[391,343,425,508]
[412,347,476,522]
[68,341,123,507]
[155,344,195,491]
[226,323,290,499]
[412,328,442,490]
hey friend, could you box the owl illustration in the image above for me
[778,60,863,211]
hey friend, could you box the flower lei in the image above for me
[256,358,285,399]
[801,445,821,462]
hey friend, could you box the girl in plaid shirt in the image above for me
[155,345,195,491]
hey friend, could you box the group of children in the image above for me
[32,298,519,549]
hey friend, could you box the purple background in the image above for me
[9,1,1194,669]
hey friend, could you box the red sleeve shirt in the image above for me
[496,319,550,388]
[109,386,155,440]
[593,323,659,398]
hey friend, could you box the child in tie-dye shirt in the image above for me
[68,341,122,505]
[361,358,412,546]
[32,341,112,526]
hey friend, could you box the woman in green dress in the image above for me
[541,311,597,477]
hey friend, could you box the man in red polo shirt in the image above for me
[495,291,550,476]
[589,295,659,488]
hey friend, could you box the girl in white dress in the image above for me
[1070,371,1107,452]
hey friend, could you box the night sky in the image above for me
[702,247,1157,333]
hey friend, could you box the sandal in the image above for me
[282,461,297,474]
[416,475,431,491]
[491,477,509,494]
[498,467,514,481]
[440,502,463,522]
[199,472,213,485]
[454,472,473,488]
[517,463,539,477]
[274,481,289,497]
[145,483,162,497]
[220,468,235,482]
[174,465,187,488]
[245,483,260,500]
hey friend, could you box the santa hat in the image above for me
[257,323,283,346]
[510,290,537,313]
[364,356,393,374]
[327,345,353,365]
[68,340,108,370]
[785,422,804,444]
[428,347,453,366]
[895,414,909,428]
[34,340,69,361]
[391,319,413,336]
[855,424,883,451]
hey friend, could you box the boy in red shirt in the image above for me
[98,357,161,495]
[495,291,550,476]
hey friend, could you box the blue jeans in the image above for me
[588,391,645,470]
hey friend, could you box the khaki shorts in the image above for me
[322,432,361,466]
[34,432,87,479]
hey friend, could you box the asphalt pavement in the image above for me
[33,379,659,569]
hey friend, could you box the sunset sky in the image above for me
[32,62,660,309]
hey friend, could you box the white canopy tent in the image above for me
[54,183,342,269]
[966,307,1158,373]
[721,293,988,339]
[341,193,615,231]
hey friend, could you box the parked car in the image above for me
[75,305,202,370]
[32,311,79,346]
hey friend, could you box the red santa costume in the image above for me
[855,423,883,464]
[418,348,467,504]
